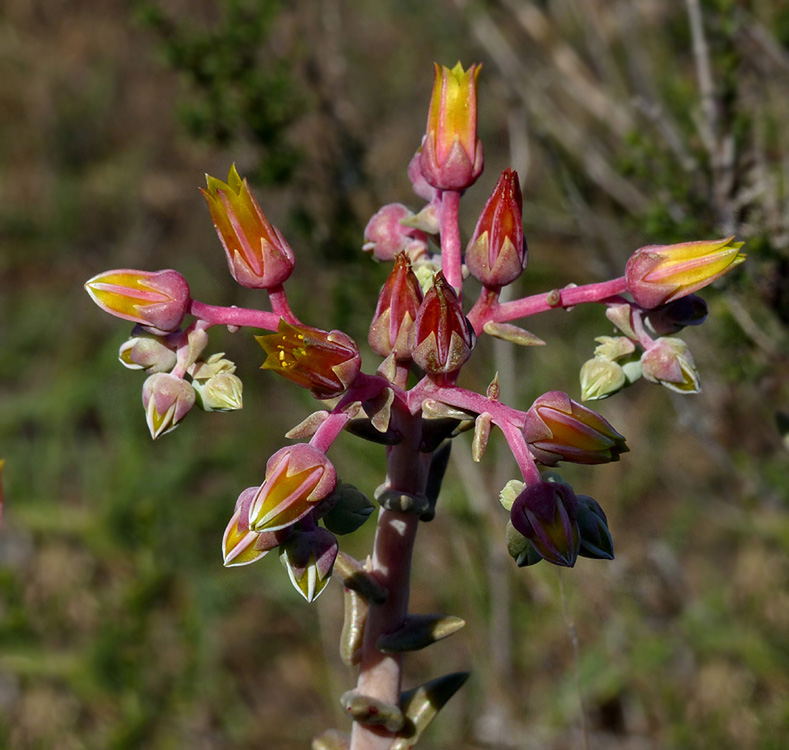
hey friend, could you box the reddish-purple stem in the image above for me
[469,276,629,332]
[188,299,281,330]
[309,374,392,454]
[440,190,463,295]
[267,284,300,325]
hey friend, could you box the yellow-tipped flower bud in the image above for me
[202,165,295,289]
[626,237,745,309]
[419,62,484,191]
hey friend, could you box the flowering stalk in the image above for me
[84,61,745,750]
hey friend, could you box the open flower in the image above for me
[256,319,361,399]
[626,237,745,309]
[248,445,337,532]
[202,165,295,289]
[522,391,628,465]
[85,269,190,334]
[419,62,484,191]
[465,168,526,287]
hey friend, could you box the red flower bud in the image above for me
[410,272,475,374]
[368,253,424,359]
[465,168,526,287]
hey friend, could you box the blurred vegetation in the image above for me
[1,0,788,748]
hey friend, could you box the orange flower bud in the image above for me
[248,445,337,532]
[84,269,189,333]
[368,253,424,359]
[410,272,475,374]
[419,62,484,191]
[465,168,526,287]
[522,391,628,465]
[256,319,361,399]
[626,237,745,309]
[202,165,295,289]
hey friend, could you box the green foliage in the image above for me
[132,0,301,185]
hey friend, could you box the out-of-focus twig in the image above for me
[453,0,650,216]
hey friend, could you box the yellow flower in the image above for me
[256,319,360,399]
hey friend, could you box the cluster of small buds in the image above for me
[85,59,745,748]
[580,238,744,401]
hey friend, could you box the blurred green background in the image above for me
[1,0,788,748]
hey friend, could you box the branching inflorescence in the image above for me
[85,62,745,750]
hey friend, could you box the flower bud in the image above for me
[410,272,475,374]
[193,372,243,412]
[626,237,745,309]
[419,62,484,191]
[576,495,614,560]
[248,444,337,532]
[641,337,700,393]
[593,336,636,361]
[522,391,628,465]
[644,294,709,336]
[256,319,361,399]
[465,168,526,287]
[368,253,424,359]
[85,269,189,334]
[408,150,437,202]
[141,372,195,439]
[579,358,626,401]
[201,165,295,289]
[510,481,580,567]
[118,329,177,373]
[505,520,543,567]
[222,487,290,567]
[363,204,429,263]
[279,526,338,602]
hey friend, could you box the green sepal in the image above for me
[505,520,543,567]
[322,483,375,535]
[393,672,470,748]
